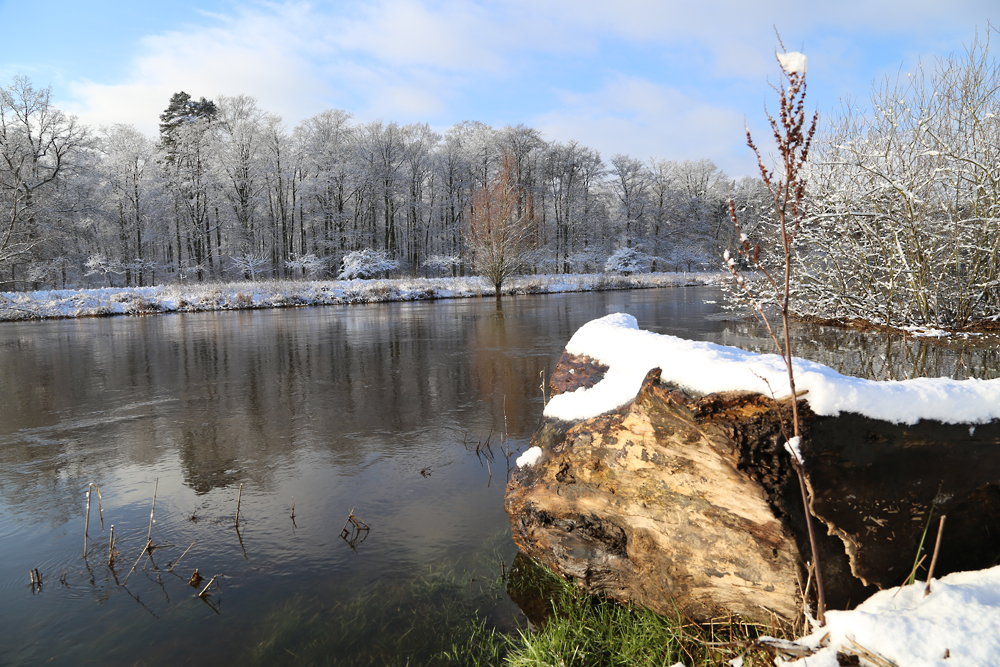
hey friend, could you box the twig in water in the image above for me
[147,478,158,545]
[198,574,222,597]
[168,540,196,573]
[123,540,151,585]
[539,369,547,406]
[29,568,42,592]
[84,486,92,557]
[340,507,370,550]
[108,525,116,567]
[83,483,104,557]
[925,515,947,596]
[235,483,243,528]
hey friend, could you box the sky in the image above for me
[0,0,995,177]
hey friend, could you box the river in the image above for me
[0,286,996,665]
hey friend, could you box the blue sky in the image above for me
[0,0,995,176]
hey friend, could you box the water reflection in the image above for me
[710,316,1000,382]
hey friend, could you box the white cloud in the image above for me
[533,76,757,177]
[50,0,995,173]
[61,2,335,134]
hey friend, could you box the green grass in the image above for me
[451,556,783,667]
[242,537,783,667]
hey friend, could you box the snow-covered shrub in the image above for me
[800,34,1000,328]
[422,255,462,275]
[338,249,400,280]
[285,253,329,278]
[604,247,653,275]
[231,253,270,282]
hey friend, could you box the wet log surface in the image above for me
[505,351,1000,623]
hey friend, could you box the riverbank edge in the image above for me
[0,272,724,322]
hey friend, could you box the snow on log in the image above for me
[505,315,1000,624]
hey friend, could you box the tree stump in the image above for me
[505,352,1000,624]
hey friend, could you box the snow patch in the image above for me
[778,565,1000,666]
[543,313,1000,425]
[784,436,804,465]
[777,51,808,75]
[515,446,543,468]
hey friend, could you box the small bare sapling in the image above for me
[724,43,825,625]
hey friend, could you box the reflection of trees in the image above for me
[467,299,549,435]
[711,318,1000,382]
[3,287,999,524]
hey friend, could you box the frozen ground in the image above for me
[0,272,722,321]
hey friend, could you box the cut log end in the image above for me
[507,353,1000,624]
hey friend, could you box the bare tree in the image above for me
[464,151,538,297]
[725,48,825,625]
[0,76,87,280]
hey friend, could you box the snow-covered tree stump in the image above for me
[505,343,1000,624]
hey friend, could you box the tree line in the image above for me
[0,79,762,290]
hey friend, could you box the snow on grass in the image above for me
[544,313,1000,425]
[0,273,722,322]
[775,566,1000,666]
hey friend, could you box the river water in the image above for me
[1,286,997,665]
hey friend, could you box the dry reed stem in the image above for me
[168,540,196,573]
[147,478,158,545]
[123,540,151,585]
[198,574,221,597]
[235,483,243,528]
[84,486,92,557]
[846,636,899,667]
[925,515,947,596]
[108,525,116,567]
[83,483,104,556]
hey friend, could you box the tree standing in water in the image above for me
[465,151,538,298]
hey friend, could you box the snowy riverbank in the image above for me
[0,272,722,322]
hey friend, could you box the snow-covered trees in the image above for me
[95,124,161,286]
[604,247,654,274]
[158,91,218,280]
[802,34,1000,328]
[0,77,87,284]
[0,76,748,290]
[337,248,399,279]
[464,152,539,295]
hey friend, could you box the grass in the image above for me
[240,538,781,667]
[451,555,784,667]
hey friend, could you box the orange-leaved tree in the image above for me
[465,151,538,298]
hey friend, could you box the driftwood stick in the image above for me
[147,478,158,545]
[341,507,356,533]
[123,540,151,585]
[94,485,103,531]
[168,540,196,573]
[925,515,947,596]
[235,483,243,528]
[84,485,92,557]
[198,574,221,597]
